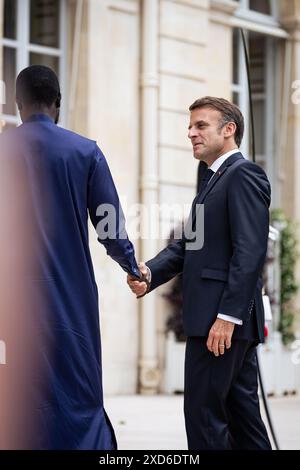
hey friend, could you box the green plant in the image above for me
[271,209,299,345]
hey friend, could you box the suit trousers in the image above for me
[184,337,272,450]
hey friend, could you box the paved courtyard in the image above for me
[105,394,300,450]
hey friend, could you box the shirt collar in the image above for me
[209,149,239,173]
[25,114,54,124]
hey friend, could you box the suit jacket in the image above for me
[0,114,139,449]
[147,153,271,343]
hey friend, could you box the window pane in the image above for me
[252,99,265,155]
[30,0,59,48]
[3,47,17,116]
[29,53,59,76]
[4,0,17,39]
[249,34,266,157]
[249,0,270,15]
[249,36,266,94]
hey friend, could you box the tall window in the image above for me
[232,0,283,204]
[232,30,278,191]
[1,0,66,129]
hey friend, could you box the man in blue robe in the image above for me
[0,65,140,450]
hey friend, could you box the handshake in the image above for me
[127,262,151,298]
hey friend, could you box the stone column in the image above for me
[139,0,160,394]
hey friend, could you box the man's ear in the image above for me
[224,121,236,139]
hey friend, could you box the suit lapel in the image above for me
[198,152,244,203]
[190,153,244,235]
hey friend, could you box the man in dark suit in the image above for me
[0,65,141,449]
[128,97,272,450]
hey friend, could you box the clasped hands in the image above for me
[127,262,150,298]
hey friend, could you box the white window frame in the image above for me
[0,0,67,127]
[236,0,279,27]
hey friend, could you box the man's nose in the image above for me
[188,127,196,139]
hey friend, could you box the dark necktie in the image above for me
[198,168,215,197]
[190,168,215,233]
[197,161,208,193]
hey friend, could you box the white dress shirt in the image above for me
[208,149,243,326]
[209,148,240,174]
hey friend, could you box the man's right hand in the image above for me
[127,262,150,298]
